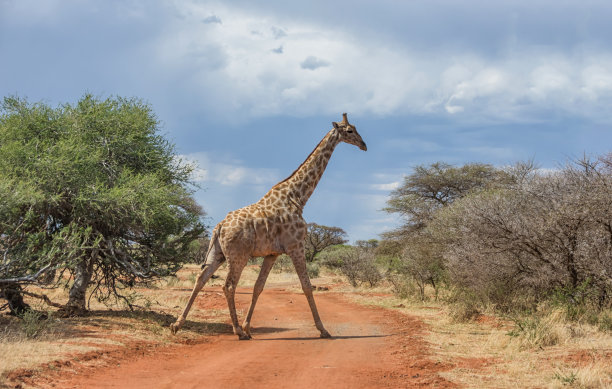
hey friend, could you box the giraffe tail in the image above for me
[201,224,225,269]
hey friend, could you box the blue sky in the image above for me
[2,1,612,241]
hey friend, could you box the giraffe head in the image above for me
[332,113,367,151]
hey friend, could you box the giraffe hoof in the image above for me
[238,333,252,340]
[320,330,332,338]
[170,323,180,335]
[243,324,251,337]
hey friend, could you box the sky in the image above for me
[2,0,612,242]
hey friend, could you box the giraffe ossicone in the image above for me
[170,113,367,340]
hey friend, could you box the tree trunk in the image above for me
[1,285,31,316]
[430,278,439,301]
[417,279,425,301]
[62,259,93,316]
[598,288,609,310]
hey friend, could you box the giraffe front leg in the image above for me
[242,255,277,337]
[289,249,331,338]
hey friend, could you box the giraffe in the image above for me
[170,113,367,340]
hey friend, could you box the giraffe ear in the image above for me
[332,121,339,129]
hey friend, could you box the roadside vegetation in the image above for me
[352,156,612,386]
[379,157,612,334]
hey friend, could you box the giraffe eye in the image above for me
[347,130,353,133]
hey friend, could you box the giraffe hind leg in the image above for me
[170,249,225,334]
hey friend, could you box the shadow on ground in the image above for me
[0,308,234,342]
[259,334,391,341]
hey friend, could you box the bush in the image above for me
[431,157,612,313]
[356,259,382,287]
[387,274,423,300]
[315,245,381,287]
[339,248,382,287]
[316,245,353,269]
[449,301,481,322]
[599,312,612,333]
[445,287,482,322]
[19,310,53,339]
[306,262,320,278]
[507,311,564,349]
[550,280,597,321]
[385,233,446,301]
[248,257,264,266]
[273,255,293,273]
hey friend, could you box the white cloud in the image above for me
[180,152,280,187]
[581,64,612,100]
[371,182,400,191]
[154,2,612,123]
[0,0,65,24]
[529,65,571,100]
[444,68,509,114]
[369,172,406,191]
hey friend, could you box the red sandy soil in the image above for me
[562,349,612,367]
[6,286,457,389]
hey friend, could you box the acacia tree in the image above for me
[304,223,347,262]
[355,239,379,251]
[385,162,513,235]
[0,95,205,315]
[382,162,513,299]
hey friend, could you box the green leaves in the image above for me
[0,95,204,305]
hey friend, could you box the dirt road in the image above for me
[30,286,452,388]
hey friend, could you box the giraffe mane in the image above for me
[271,130,331,189]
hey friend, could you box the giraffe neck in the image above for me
[262,129,340,212]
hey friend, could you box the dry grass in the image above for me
[237,263,301,288]
[348,286,612,388]
[0,323,102,376]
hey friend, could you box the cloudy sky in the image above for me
[2,0,612,241]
